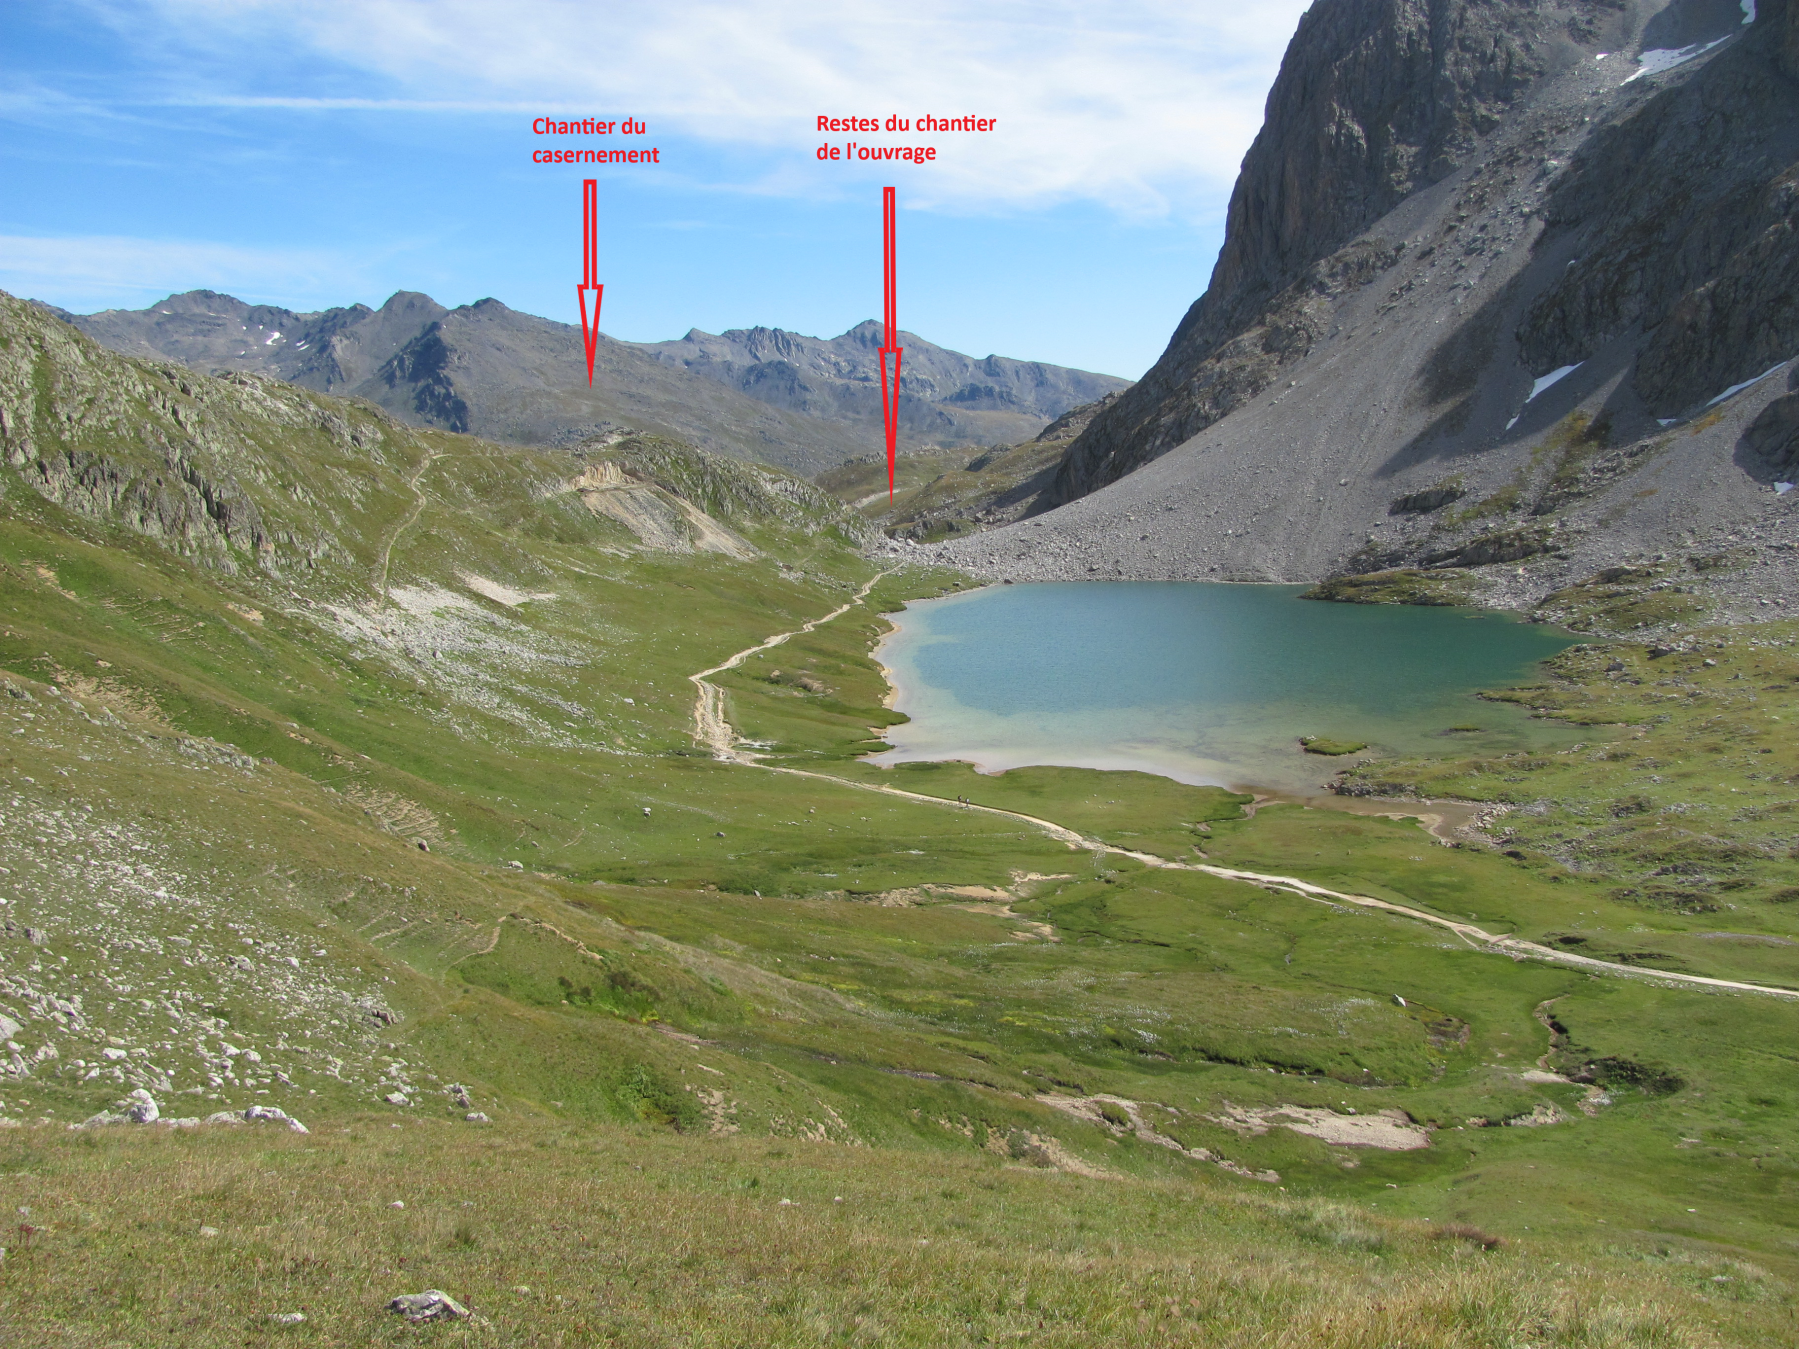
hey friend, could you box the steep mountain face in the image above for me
[1050,0,1617,503]
[54,291,1127,477]
[937,0,1799,622]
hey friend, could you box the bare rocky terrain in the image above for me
[929,0,1799,629]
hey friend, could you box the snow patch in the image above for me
[1625,38,1730,82]
[263,332,281,345]
[1705,362,1788,408]
[1742,0,1757,24]
[1528,364,1581,403]
[1776,482,1794,495]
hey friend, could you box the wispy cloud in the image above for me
[0,234,361,311]
[134,0,1312,218]
[154,96,543,111]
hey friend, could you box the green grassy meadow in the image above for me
[1,296,1797,1342]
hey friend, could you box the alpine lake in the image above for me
[871,580,1594,794]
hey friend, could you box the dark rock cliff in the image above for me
[1049,0,1641,504]
[938,0,1798,623]
[1521,1,1799,418]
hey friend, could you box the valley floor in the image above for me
[2,299,1796,1341]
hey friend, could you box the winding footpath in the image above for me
[375,449,445,594]
[689,579,1799,1003]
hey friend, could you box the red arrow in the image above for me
[879,186,902,498]
[577,178,603,385]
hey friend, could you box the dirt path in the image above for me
[689,572,891,755]
[375,450,444,594]
[687,586,1799,1004]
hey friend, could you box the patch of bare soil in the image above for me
[1037,1093,1281,1182]
[1209,1102,1431,1151]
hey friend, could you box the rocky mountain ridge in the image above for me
[933,0,1799,628]
[50,291,1128,478]
[0,292,870,587]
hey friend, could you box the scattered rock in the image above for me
[384,1092,409,1107]
[198,1226,219,1237]
[388,1290,470,1323]
[269,1312,305,1326]
[464,1111,490,1124]
[1503,1102,1566,1128]
[125,1088,159,1123]
[447,1083,473,1109]
[0,1016,20,1042]
[245,1104,309,1134]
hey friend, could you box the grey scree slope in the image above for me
[929,0,1799,614]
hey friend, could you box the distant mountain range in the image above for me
[42,290,1129,476]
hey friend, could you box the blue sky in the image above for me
[1,1,1311,379]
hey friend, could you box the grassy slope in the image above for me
[1,299,1796,1342]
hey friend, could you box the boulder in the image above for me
[244,1105,309,1134]
[388,1290,470,1323]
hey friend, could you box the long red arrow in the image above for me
[577,178,603,385]
[879,186,903,498]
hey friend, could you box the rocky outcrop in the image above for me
[24,445,269,556]
[0,292,408,576]
[1050,0,1628,504]
[376,325,472,433]
[1742,377,1799,477]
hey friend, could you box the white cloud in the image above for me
[139,0,1312,217]
[0,234,358,312]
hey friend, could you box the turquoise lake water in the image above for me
[869,582,1588,794]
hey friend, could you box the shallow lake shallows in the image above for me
[869,582,1588,793]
